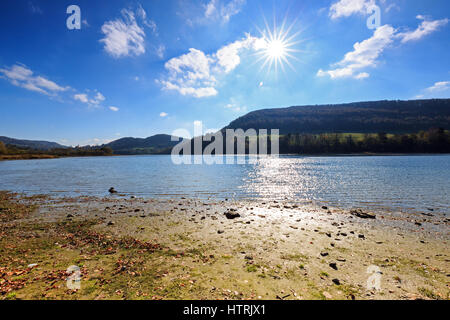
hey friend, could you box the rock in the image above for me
[332,278,341,285]
[244,255,253,260]
[108,187,118,194]
[421,212,434,217]
[322,206,328,210]
[329,262,338,270]
[325,232,332,238]
[225,210,240,219]
[415,221,422,226]
[358,234,365,239]
[350,209,376,219]
[66,214,74,218]
[107,221,115,226]
[320,252,329,257]
[217,230,224,234]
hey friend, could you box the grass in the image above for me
[280,253,309,262]
[418,287,441,300]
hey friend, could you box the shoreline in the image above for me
[0,192,448,300]
[1,153,450,162]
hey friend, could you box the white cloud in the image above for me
[160,48,216,98]
[317,25,395,79]
[398,16,448,43]
[329,0,375,19]
[0,64,69,95]
[74,93,89,103]
[384,3,400,13]
[204,0,246,23]
[160,34,265,98]
[28,2,43,14]
[319,14,448,80]
[159,112,168,117]
[109,106,119,112]
[426,81,450,92]
[224,103,246,112]
[73,91,106,107]
[414,81,450,99]
[137,4,158,33]
[156,44,165,59]
[100,6,157,58]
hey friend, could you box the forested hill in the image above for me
[0,136,66,150]
[104,134,179,154]
[225,99,450,134]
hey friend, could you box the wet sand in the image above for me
[1,193,449,300]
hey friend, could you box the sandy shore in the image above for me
[0,192,448,300]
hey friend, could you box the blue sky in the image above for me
[0,0,449,146]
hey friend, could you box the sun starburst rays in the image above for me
[252,17,303,76]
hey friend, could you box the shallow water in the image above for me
[0,155,449,214]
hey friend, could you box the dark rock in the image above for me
[415,222,422,226]
[332,278,341,285]
[244,255,253,260]
[217,230,224,234]
[108,187,118,194]
[66,214,74,218]
[225,210,240,219]
[420,212,434,217]
[350,209,376,219]
[322,206,328,210]
[320,252,329,257]
[107,221,115,226]
[329,262,338,270]
[358,234,365,239]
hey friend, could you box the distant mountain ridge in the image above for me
[225,99,450,134]
[3,99,449,155]
[103,134,179,154]
[0,136,66,150]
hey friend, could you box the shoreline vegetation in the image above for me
[0,191,448,300]
[1,128,450,161]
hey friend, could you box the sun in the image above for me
[266,39,286,58]
[254,18,301,75]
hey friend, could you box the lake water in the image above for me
[0,155,449,214]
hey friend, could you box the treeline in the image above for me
[279,128,450,154]
[0,141,113,159]
[174,128,450,155]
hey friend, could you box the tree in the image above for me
[0,141,7,155]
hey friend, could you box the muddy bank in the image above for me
[0,192,448,300]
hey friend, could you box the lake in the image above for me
[0,155,449,214]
